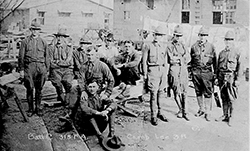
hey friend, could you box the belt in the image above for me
[148,64,165,67]
[170,63,180,66]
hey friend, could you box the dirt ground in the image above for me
[0,77,249,151]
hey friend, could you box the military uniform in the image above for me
[18,23,50,116]
[117,49,141,85]
[49,42,74,104]
[76,90,116,139]
[216,31,241,126]
[142,27,168,125]
[190,27,217,120]
[73,47,88,79]
[49,28,74,105]
[166,26,190,120]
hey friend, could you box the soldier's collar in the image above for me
[198,40,207,46]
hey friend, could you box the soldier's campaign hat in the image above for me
[224,30,235,40]
[173,25,183,36]
[198,26,209,35]
[79,36,92,44]
[153,26,166,35]
[102,135,125,151]
[54,27,69,37]
[29,22,41,30]
[106,33,114,42]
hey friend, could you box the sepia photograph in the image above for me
[0,0,249,151]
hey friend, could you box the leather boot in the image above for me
[35,90,43,116]
[204,98,212,121]
[195,96,204,117]
[27,90,34,117]
[108,113,115,137]
[181,94,190,121]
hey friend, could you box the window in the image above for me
[213,12,222,24]
[58,11,71,17]
[124,11,130,20]
[181,0,190,23]
[37,11,45,25]
[225,11,235,24]
[212,0,236,24]
[146,0,154,10]
[104,19,109,24]
[82,13,93,18]
[182,12,190,23]
[182,0,190,10]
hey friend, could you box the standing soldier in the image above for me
[166,25,190,121]
[18,22,50,117]
[142,27,168,126]
[190,26,217,121]
[49,27,74,106]
[215,31,241,126]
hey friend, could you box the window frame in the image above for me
[181,0,190,24]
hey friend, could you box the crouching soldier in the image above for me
[55,45,115,133]
[215,30,241,127]
[79,80,117,142]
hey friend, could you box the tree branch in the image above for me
[0,0,25,23]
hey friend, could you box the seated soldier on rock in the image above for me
[76,80,117,143]
[115,40,141,99]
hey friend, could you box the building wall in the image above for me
[113,0,248,41]
[113,0,181,40]
[29,0,113,41]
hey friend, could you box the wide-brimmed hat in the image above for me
[54,27,69,37]
[106,33,114,42]
[29,22,41,30]
[152,26,166,35]
[173,25,183,36]
[102,135,125,151]
[198,26,209,35]
[224,30,235,39]
[79,36,92,44]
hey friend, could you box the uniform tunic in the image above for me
[68,59,114,109]
[190,40,217,98]
[18,36,49,109]
[49,43,74,95]
[167,41,189,95]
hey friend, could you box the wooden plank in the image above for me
[0,73,20,86]
[117,104,139,117]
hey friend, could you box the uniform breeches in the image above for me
[24,62,47,109]
[191,69,214,98]
[218,73,238,117]
[147,66,167,118]
[168,65,188,95]
[50,68,74,94]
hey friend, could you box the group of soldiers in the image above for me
[18,22,140,148]
[18,21,240,148]
[140,25,240,127]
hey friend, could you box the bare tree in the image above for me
[0,0,25,24]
